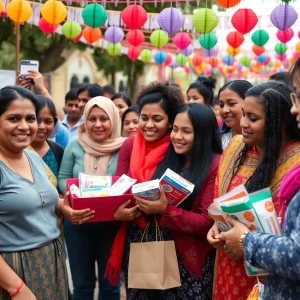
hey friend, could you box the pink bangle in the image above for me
[9,281,24,297]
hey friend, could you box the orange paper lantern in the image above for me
[209,56,218,68]
[7,0,32,23]
[252,45,265,56]
[83,27,102,44]
[296,41,300,53]
[0,1,3,14]
[227,46,240,57]
[41,0,67,25]
[216,0,241,8]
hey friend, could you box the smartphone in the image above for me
[20,60,39,81]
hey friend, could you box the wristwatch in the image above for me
[239,232,249,250]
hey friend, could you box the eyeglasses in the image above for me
[290,93,300,108]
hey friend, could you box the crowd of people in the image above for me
[0,57,300,300]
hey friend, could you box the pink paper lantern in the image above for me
[39,17,58,34]
[276,28,294,43]
[173,32,191,50]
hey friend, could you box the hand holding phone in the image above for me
[20,60,39,85]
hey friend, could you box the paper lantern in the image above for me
[150,30,168,48]
[275,42,287,55]
[227,31,244,48]
[192,8,218,34]
[63,21,82,39]
[251,30,269,47]
[192,56,203,67]
[104,27,124,44]
[154,51,167,64]
[227,46,240,57]
[276,53,287,61]
[216,0,241,8]
[179,45,193,57]
[126,29,145,47]
[204,47,217,57]
[107,43,122,57]
[231,9,258,34]
[41,0,67,25]
[199,32,217,50]
[7,0,32,23]
[173,32,191,50]
[209,56,218,68]
[140,49,152,63]
[270,4,298,30]
[298,31,300,39]
[257,54,267,64]
[252,45,265,56]
[0,1,3,14]
[276,28,294,43]
[73,32,82,42]
[83,27,101,44]
[158,7,184,35]
[128,46,141,61]
[240,55,251,67]
[224,55,234,66]
[164,54,172,66]
[296,42,300,53]
[82,3,107,28]
[121,5,147,29]
[176,54,187,66]
[39,17,58,34]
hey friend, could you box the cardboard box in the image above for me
[132,180,160,201]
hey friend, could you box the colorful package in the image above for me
[79,172,112,191]
[109,174,137,196]
[208,206,231,232]
[132,180,160,201]
[81,188,110,198]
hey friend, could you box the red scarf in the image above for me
[105,130,170,285]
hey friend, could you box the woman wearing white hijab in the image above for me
[58,97,125,300]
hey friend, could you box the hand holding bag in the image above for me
[128,216,181,290]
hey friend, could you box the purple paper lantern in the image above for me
[204,47,217,57]
[179,45,193,56]
[158,7,184,35]
[104,26,124,44]
[270,4,298,30]
[171,61,179,68]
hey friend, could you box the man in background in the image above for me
[103,84,116,99]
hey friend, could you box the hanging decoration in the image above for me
[140,49,152,63]
[126,30,145,47]
[231,9,258,34]
[82,26,102,44]
[73,33,82,42]
[0,1,3,14]
[41,0,67,25]
[173,32,191,50]
[150,30,168,48]
[63,21,82,39]
[82,4,107,28]
[104,27,124,44]
[209,56,218,68]
[157,7,184,35]
[204,47,217,57]
[128,46,141,61]
[38,18,58,34]
[276,28,294,43]
[275,42,288,55]
[251,29,269,46]
[223,55,234,66]
[296,42,300,53]
[179,45,193,56]
[176,54,187,66]
[252,45,265,56]
[7,0,32,23]
[121,5,148,30]
[107,43,122,57]
[256,54,267,64]
[276,53,287,61]
[216,0,241,8]
[270,4,298,30]
[164,54,172,66]
[154,51,167,64]
[227,31,244,48]
[240,55,251,67]
[192,8,218,34]
[227,46,240,57]
[199,32,217,50]
[192,56,203,67]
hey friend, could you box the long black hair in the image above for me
[36,95,58,125]
[233,81,300,193]
[153,103,223,210]
[218,80,253,134]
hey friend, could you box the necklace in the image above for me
[0,150,45,206]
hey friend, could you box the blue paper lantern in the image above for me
[224,55,234,66]
[257,54,267,64]
[154,51,167,64]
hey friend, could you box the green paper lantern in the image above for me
[275,42,287,55]
[140,49,152,63]
[107,43,122,57]
[192,8,218,34]
[199,32,217,50]
[62,21,82,39]
[82,3,107,28]
[240,55,251,67]
[176,53,187,66]
[150,30,168,48]
[251,30,269,47]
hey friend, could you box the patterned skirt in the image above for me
[0,238,68,300]
[123,222,215,300]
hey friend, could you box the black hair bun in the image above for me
[197,76,216,89]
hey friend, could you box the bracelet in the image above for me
[40,90,48,95]
[239,232,249,251]
[9,281,24,297]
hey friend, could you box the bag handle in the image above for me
[140,222,150,243]
[154,215,164,241]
